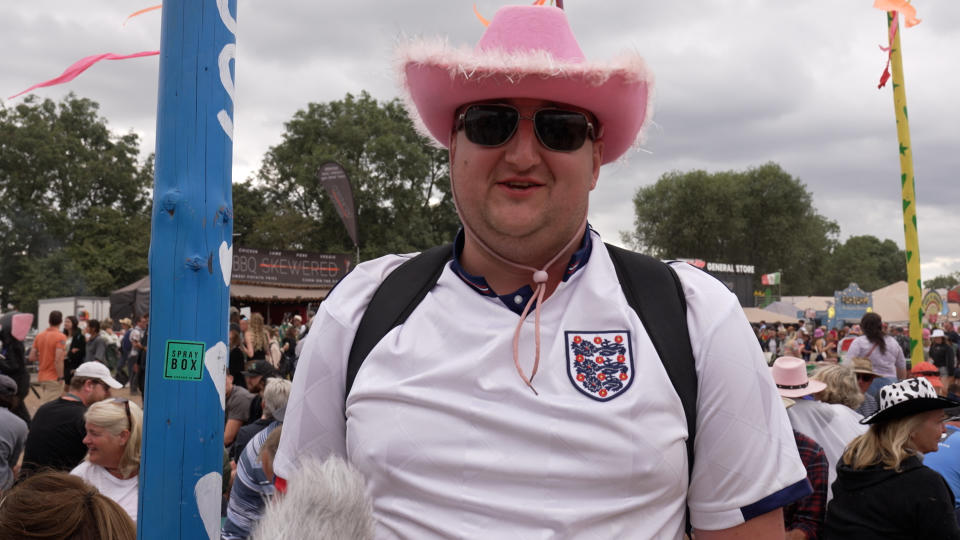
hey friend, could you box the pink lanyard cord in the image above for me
[460,211,587,395]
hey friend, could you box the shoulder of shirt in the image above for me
[664,259,740,309]
[321,252,431,326]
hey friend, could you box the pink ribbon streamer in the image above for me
[8,51,159,100]
[877,13,899,88]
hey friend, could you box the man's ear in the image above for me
[590,140,604,190]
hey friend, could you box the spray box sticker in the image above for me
[164,340,206,381]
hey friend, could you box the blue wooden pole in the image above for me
[139,0,237,538]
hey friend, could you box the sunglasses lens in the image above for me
[463,105,519,146]
[535,110,589,151]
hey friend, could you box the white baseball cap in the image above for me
[74,361,123,389]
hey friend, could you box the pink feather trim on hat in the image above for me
[395,5,653,164]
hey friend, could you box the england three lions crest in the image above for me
[565,331,633,401]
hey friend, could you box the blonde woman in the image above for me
[71,398,143,521]
[811,364,865,412]
[244,313,271,362]
[824,378,960,539]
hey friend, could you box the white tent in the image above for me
[870,281,910,324]
[742,307,800,324]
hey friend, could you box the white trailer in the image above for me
[36,296,111,330]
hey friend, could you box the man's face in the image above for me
[449,98,603,264]
[239,319,249,333]
[246,374,264,393]
[84,379,111,405]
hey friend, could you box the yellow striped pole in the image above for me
[885,11,923,366]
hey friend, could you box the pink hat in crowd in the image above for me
[396,4,652,164]
[770,356,827,398]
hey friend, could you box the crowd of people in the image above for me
[756,311,960,538]
[2,3,960,539]
[0,307,308,539]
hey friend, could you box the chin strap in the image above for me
[452,180,586,394]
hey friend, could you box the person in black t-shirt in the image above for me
[20,362,122,477]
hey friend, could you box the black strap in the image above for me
[345,244,454,397]
[345,242,698,525]
[604,244,698,487]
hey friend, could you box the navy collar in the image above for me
[450,226,594,315]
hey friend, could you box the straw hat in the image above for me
[850,357,880,378]
[861,377,960,424]
[397,4,652,164]
[770,356,827,398]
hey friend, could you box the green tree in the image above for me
[0,94,152,315]
[249,91,459,258]
[823,235,906,292]
[925,272,960,289]
[623,162,839,295]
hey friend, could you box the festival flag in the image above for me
[761,272,781,286]
[317,162,359,247]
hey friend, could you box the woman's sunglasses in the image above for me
[455,104,598,152]
[113,397,132,430]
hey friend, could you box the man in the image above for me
[781,398,828,540]
[851,356,880,417]
[0,374,27,494]
[222,378,291,540]
[240,360,277,426]
[128,315,148,395]
[945,322,960,351]
[29,310,67,404]
[890,325,911,359]
[84,319,108,364]
[772,356,866,502]
[20,361,122,475]
[276,5,807,538]
[930,329,956,388]
[224,373,254,448]
[230,377,290,463]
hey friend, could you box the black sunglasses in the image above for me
[456,104,598,152]
[113,397,132,430]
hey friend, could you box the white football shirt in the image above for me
[275,231,808,538]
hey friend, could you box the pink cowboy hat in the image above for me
[396,4,652,164]
[770,356,827,398]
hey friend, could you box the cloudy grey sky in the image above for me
[4,1,959,280]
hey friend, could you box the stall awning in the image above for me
[229,283,329,302]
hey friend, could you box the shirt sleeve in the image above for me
[672,264,811,531]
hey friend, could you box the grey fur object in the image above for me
[251,456,375,540]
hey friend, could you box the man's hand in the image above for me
[785,529,808,540]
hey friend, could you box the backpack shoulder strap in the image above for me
[345,244,454,397]
[604,243,698,484]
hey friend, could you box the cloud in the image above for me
[4,0,958,278]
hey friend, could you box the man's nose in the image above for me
[503,117,542,169]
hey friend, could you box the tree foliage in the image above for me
[244,91,459,258]
[623,162,840,295]
[821,235,906,292]
[925,272,960,290]
[0,95,152,315]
